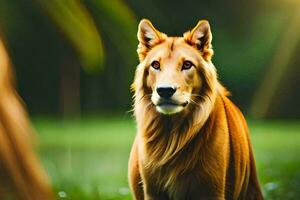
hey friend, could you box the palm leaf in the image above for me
[36,0,104,72]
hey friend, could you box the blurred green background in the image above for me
[0,0,300,199]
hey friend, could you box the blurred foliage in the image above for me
[250,11,300,118]
[87,0,137,65]
[36,0,104,72]
[0,0,299,117]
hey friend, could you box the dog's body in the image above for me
[129,19,263,200]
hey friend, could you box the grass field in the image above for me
[33,116,300,200]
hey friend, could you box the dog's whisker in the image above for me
[145,101,154,109]
[135,93,151,104]
[126,108,135,114]
[190,94,206,99]
[189,99,201,107]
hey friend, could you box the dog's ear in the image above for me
[184,20,213,61]
[137,19,166,61]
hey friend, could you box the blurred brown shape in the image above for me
[0,34,54,199]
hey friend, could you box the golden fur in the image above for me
[128,19,264,200]
[0,36,53,199]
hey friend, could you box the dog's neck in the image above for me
[134,82,221,164]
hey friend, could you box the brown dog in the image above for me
[128,19,264,200]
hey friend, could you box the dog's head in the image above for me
[133,19,217,116]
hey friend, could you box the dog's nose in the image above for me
[156,86,176,98]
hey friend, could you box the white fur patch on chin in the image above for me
[156,105,184,115]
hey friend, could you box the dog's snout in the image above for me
[156,86,176,98]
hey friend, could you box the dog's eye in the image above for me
[182,61,193,70]
[151,61,160,70]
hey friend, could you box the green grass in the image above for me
[33,117,300,200]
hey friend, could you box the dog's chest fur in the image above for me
[139,97,229,200]
[141,157,224,200]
